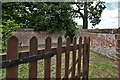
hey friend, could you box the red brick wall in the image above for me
[12,29,66,47]
[75,29,117,59]
[12,28,118,59]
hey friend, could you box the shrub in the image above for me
[1,20,20,52]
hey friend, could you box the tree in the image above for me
[2,2,76,30]
[71,1,106,29]
[2,2,77,43]
[1,2,106,52]
[2,1,106,29]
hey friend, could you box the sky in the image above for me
[74,0,119,29]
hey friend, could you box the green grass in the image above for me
[0,51,116,79]
[89,51,116,78]
[1,43,66,53]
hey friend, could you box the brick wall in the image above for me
[12,28,66,47]
[12,28,118,59]
[75,29,118,59]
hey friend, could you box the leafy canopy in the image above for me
[2,2,76,32]
[2,1,106,30]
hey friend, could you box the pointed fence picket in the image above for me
[72,37,77,78]
[6,36,18,78]
[29,36,38,78]
[44,37,51,80]
[56,37,62,79]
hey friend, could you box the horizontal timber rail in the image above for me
[1,52,55,68]
[0,44,83,69]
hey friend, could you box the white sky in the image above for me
[74,0,119,29]
[101,0,119,2]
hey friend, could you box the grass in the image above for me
[1,43,66,53]
[0,51,116,79]
[89,51,116,78]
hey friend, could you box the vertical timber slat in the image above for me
[6,36,18,78]
[116,33,120,80]
[86,37,90,78]
[29,36,38,79]
[44,37,51,80]
[72,37,77,78]
[77,37,82,79]
[65,36,70,79]
[56,37,62,79]
[82,37,87,80]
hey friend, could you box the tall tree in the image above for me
[83,1,88,29]
[72,1,106,29]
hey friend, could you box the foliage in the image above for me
[72,1,106,28]
[76,25,83,29]
[2,2,76,40]
[3,2,106,29]
[1,20,20,52]
[2,1,106,30]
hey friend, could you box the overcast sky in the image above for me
[74,0,119,29]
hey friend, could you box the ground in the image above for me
[0,51,116,79]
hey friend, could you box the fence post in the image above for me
[56,37,62,79]
[29,36,38,79]
[115,29,120,80]
[6,36,18,78]
[44,36,51,80]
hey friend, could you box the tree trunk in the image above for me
[83,1,88,29]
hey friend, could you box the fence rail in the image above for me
[0,36,90,79]
[1,44,83,61]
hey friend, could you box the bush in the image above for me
[1,20,20,52]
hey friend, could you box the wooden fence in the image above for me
[115,30,120,80]
[0,36,90,79]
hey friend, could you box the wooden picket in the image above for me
[72,37,77,78]
[116,33,120,80]
[6,36,18,78]
[29,36,38,78]
[83,37,87,79]
[64,36,70,79]
[1,36,91,79]
[77,37,82,79]
[56,37,62,79]
[44,36,51,79]
[86,37,90,78]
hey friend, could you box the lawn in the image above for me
[0,51,116,79]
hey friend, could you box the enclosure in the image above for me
[0,29,120,79]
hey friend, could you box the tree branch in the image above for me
[71,10,84,19]
[76,4,84,10]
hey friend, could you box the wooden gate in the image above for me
[0,36,90,79]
